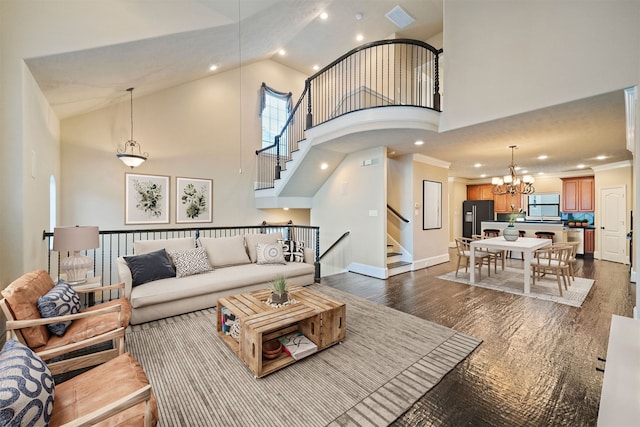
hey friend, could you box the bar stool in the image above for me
[507,230,527,259]
[535,231,555,240]
[483,229,500,238]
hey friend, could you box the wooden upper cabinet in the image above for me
[494,193,523,213]
[467,184,493,201]
[562,176,594,212]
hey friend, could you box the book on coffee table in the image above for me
[278,332,318,360]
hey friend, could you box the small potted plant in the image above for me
[568,219,576,227]
[581,219,589,227]
[270,276,288,304]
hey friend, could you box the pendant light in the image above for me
[117,87,148,168]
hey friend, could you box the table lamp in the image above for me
[53,225,99,284]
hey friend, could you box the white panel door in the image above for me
[600,186,627,263]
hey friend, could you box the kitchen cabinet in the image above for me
[584,228,595,255]
[562,176,594,212]
[467,184,493,201]
[494,193,523,213]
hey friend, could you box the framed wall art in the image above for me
[125,173,170,224]
[423,180,442,230]
[176,177,213,223]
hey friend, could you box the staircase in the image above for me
[386,242,412,277]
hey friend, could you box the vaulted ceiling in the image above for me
[24,0,632,180]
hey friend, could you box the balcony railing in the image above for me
[256,38,442,190]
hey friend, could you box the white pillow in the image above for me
[244,232,283,263]
[197,235,251,268]
[256,243,286,265]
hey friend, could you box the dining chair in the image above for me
[455,237,492,279]
[530,245,572,296]
[565,241,580,281]
[473,234,503,273]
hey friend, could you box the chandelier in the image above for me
[117,88,148,168]
[491,145,535,195]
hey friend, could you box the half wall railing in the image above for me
[256,38,442,190]
[43,225,321,299]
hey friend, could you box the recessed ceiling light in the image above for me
[414,140,424,146]
[278,49,286,56]
[538,155,548,160]
[356,34,364,42]
[283,207,289,211]
[577,164,586,169]
[209,65,218,71]
[320,162,328,170]
[514,166,521,171]
[320,12,328,20]
[312,65,319,71]
[596,155,607,160]
[474,163,481,168]
[522,170,529,174]
[538,172,545,175]
[480,174,487,178]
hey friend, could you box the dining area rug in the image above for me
[125,284,481,426]
[438,267,594,307]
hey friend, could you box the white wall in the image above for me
[60,60,310,229]
[441,1,640,132]
[312,146,387,277]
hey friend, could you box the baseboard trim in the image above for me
[347,262,387,279]
[412,253,450,271]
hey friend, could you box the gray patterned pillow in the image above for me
[168,248,213,278]
[0,339,54,426]
[37,280,81,336]
[256,243,286,265]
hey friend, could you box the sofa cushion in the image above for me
[168,248,213,278]
[124,249,176,286]
[50,352,158,427]
[0,339,54,426]
[37,280,81,336]
[280,239,305,263]
[244,232,284,263]
[37,298,132,353]
[134,237,194,255]
[1,270,54,348]
[256,243,286,265]
[197,235,251,268]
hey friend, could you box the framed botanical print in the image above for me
[125,173,170,224]
[176,177,213,223]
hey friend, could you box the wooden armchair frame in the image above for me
[1,283,127,376]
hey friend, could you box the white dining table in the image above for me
[469,237,552,293]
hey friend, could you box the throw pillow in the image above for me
[256,243,286,265]
[280,239,305,263]
[244,232,283,263]
[124,249,176,287]
[0,339,54,426]
[168,248,213,278]
[37,280,81,336]
[197,235,251,268]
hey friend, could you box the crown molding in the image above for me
[413,153,450,169]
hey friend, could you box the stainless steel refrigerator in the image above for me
[463,200,495,238]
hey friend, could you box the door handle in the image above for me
[600,226,605,230]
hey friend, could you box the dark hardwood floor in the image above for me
[320,249,635,426]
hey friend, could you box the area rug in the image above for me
[125,284,481,427]
[438,267,595,307]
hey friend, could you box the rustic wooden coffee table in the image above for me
[216,285,346,378]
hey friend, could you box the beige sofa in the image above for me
[117,232,315,324]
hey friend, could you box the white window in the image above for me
[260,83,291,155]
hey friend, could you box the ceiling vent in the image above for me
[385,5,415,29]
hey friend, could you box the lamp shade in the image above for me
[53,226,99,252]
